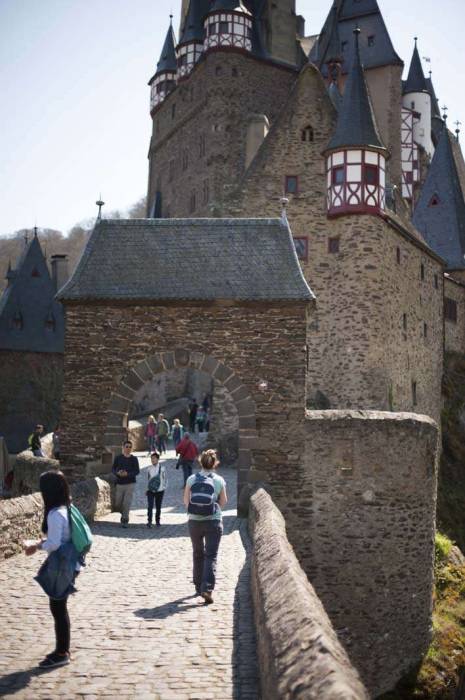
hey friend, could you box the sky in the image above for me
[0,0,464,237]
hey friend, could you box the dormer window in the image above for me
[31,267,40,278]
[326,150,386,217]
[219,21,229,34]
[368,35,375,47]
[12,312,23,330]
[285,176,298,194]
[429,194,440,207]
[364,165,378,185]
[45,313,56,332]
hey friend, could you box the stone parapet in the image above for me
[248,487,369,700]
[0,476,111,559]
[11,450,59,497]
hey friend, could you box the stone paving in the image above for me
[0,451,259,699]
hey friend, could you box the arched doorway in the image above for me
[104,349,258,505]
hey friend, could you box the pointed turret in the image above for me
[0,235,64,353]
[413,126,465,269]
[402,39,434,158]
[204,0,253,55]
[148,19,177,112]
[310,0,402,77]
[403,39,428,94]
[176,0,207,80]
[426,73,444,145]
[324,28,387,217]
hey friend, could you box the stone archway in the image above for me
[104,349,258,503]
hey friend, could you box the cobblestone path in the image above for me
[0,452,259,700]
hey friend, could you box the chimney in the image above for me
[245,114,270,170]
[51,254,69,293]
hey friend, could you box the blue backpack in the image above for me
[188,473,217,516]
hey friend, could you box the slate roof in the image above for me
[325,29,386,152]
[0,235,64,353]
[310,0,403,76]
[179,0,209,45]
[403,41,428,94]
[151,23,177,80]
[209,0,251,13]
[413,128,465,269]
[58,219,314,303]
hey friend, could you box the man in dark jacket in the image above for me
[30,424,44,457]
[112,441,140,527]
[176,433,199,487]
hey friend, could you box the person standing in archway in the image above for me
[176,432,199,487]
[184,449,227,604]
[188,399,198,433]
[112,441,140,528]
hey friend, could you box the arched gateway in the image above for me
[58,218,314,508]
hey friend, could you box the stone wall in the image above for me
[11,450,59,497]
[221,63,443,424]
[444,275,465,354]
[60,302,310,499]
[0,350,63,454]
[248,487,369,700]
[284,410,439,697]
[148,51,296,218]
[207,381,239,466]
[0,476,111,559]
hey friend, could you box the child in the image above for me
[23,470,77,668]
[146,452,167,528]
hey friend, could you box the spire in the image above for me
[323,4,343,64]
[325,28,385,153]
[403,38,428,94]
[179,0,205,46]
[155,20,177,75]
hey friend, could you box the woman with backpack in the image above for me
[146,451,167,528]
[184,449,227,604]
[23,470,87,668]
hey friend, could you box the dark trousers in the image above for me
[181,460,193,486]
[147,490,164,524]
[157,435,167,453]
[188,519,223,593]
[49,597,70,654]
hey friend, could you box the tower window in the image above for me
[421,263,425,281]
[364,165,378,185]
[285,176,298,194]
[219,21,229,34]
[293,237,308,261]
[328,237,340,254]
[302,125,314,142]
[434,274,439,289]
[412,381,417,407]
[368,35,375,47]
[190,191,196,213]
[403,313,407,332]
[429,194,440,207]
[445,297,458,323]
[332,166,345,185]
[208,22,217,36]
[423,322,428,338]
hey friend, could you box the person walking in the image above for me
[196,407,206,433]
[188,399,198,433]
[184,449,227,604]
[144,415,157,456]
[23,470,78,668]
[176,432,199,487]
[146,452,167,528]
[112,441,140,527]
[156,414,170,454]
[171,418,184,448]
[29,424,45,457]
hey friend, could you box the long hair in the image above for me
[199,449,218,472]
[39,470,71,534]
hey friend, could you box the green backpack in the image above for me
[69,504,93,555]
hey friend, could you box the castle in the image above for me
[1,1,463,693]
[146,0,465,426]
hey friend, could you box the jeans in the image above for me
[49,596,70,654]
[147,490,164,524]
[181,460,193,486]
[147,435,156,452]
[188,520,223,593]
[115,483,135,522]
[157,435,167,453]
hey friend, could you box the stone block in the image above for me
[213,363,234,383]
[146,354,164,375]
[236,398,255,417]
[108,394,130,413]
[174,349,190,367]
[201,355,219,375]
[161,351,175,370]
[134,360,153,383]
[122,370,144,392]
